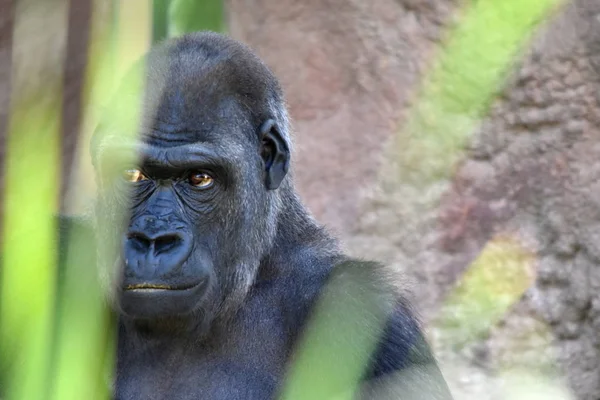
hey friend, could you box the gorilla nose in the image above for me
[128,231,181,254]
[124,230,193,277]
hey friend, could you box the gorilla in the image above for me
[76,31,453,399]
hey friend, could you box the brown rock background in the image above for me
[228,0,457,236]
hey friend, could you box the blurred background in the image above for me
[1,0,600,399]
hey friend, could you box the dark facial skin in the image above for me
[114,142,220,319]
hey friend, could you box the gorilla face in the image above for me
[94,116,288,321]
[91,34,290,322]
[101,141,228,319]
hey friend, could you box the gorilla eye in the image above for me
[122,169,148,183]
[188,171,214,188]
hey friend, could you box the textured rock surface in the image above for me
[228,0,459,236]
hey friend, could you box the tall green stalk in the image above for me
[0,1,68,399]
[152,0,171,43]
[51,1,150,399]
[170,0,224,35]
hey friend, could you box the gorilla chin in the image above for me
[118,277,211,319]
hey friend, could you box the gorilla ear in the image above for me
[259,119,290,190]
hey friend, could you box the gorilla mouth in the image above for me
[124,282,200,291]
[118,278,210,319]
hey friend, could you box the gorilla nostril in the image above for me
[128,232,151,251]
[153,234,182,254]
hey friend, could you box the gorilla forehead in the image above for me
[140,32,282,148]
[142,92,249,148]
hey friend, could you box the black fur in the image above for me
[74,31,453,399]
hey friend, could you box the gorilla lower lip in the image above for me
[124,282,199,291]
[118,278,210,319]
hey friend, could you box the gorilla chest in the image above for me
[115,355,283,400]
[115,312,296,399]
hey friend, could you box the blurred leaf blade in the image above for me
[0,0,69,398]
[396,0,564,186]
[153,0,171,43]
[280,265,390,400]
[1,102,61,400]
[169,0,225,35]
[51,1,151,399]
[434,235,536,349]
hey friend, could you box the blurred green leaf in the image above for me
[170,0,224,35]
[153,0,171,43]
[396,0,564,186]
[51,1,149,399]
[0,1,67,398]
[435,235,535,350]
